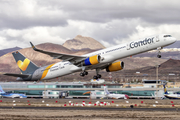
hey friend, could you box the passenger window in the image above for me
[164,35,172,37]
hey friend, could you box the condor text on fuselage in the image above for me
[129,37,154,49]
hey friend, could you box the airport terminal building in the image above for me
[0,80,177,99]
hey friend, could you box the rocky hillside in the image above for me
[121,57,166,70]
[0,47,21,57]
[134,50,180,59]
[121,59,180,75]
[165,41,180,48]
[63,35,105,50]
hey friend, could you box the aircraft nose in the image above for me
[171,37,177,43]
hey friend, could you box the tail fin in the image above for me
[163,85,168,94]
[0,85,5,94]
[12,51,39,74]
[104,86,110,95]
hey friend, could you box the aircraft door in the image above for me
[156,35,159,42]
[127,43,130,50]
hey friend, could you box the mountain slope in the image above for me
[124,59,180,75]
[0,47,21,57]
[63,35,105,50]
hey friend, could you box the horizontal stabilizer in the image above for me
[3,73,30,78]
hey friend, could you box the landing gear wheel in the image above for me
[93,76,98,79]
[97,74,101,78]
[93,74,101,79]
[84,71,88,75]
[80,71,88,77]
[157,55,161,58]
[80,73,85,77]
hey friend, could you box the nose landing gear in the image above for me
[157,47,162,58]
[157,54,161,58]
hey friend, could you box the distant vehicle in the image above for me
[163,85,180,99]
[3,34,176,81]
[0,85,27,98]
[103,86,129,99]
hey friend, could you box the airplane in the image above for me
[3,34,176,81]
[163,84,180,99]
[82,86,129,99]
[103,85,129,99]
[0,85,27,98]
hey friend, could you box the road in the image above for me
[0,106,179,111]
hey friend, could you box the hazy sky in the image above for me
[0,0,180,49]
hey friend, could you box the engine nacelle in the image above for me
[83,55,101,66]
[106,61,124,72]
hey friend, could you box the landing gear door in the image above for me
[156,35,159,42]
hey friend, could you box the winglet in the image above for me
[30,42,37,51]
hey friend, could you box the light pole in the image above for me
[136,72,140,83]
[156,65,160,99]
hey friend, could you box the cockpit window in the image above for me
[164,35,172,37]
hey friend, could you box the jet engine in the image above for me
[106,61,124,72]
[83,55,101,66]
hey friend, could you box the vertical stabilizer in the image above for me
[104,86,110,95]
[163,85,168,94]
[0,85,5,94]
[12,51,39,74]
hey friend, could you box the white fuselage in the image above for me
[106,94,127,99]
[164,94,180,99]
[32,34,176,80]
[1,93,27,98]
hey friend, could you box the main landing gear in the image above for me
[79,66,88,77]
[93,74,101,79]
[93,69,101,79]
[157,47,162,58]
[80,71,88,77]
[79,68,102,80]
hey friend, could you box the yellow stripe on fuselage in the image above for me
[40,64,55,80]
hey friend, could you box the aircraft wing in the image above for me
[3,73,30,78]
[30,42,86,66]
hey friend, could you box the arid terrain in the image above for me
[0,99,180,120]
[0,109,180,120]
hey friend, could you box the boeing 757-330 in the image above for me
[3,34,176,81]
